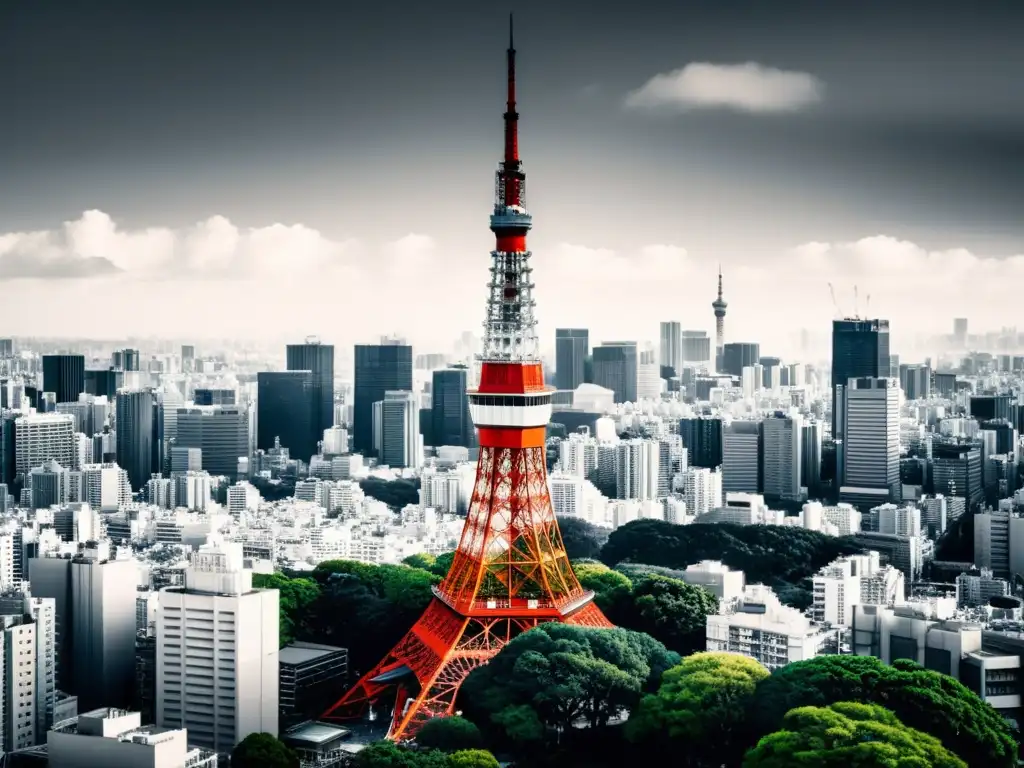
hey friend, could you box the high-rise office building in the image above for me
[678,416,724,469]
[257,371,317,459]
[0,340,12,358]
[157,540,279,753]
[30,541,136,712]
[554,329,588,391]
[372,391,422,469]
[286,339,335,450]
[831,318,890,437]
[84,369,122,399]
[681,330,711,366]
[762,413,803,501]
[115,389,155,491]
[42,355,85,404]
[0,589,56,751]
[431,366,474,449]
[353,341,413,455]
[28,459,70,510]
[953,318,968,346]
[802,420,823,497]
[898,364,931,400]
[112,349,140,372]
[192,388,236,406]
[592,341,638,404]
[721,343,760,378]
[14,413,75,478]
[722,420,761,494]
[637,347,661,400]
[175,406,249,480]
[615,439,659,501]
[659,322,682,376]
[840,377,900,506]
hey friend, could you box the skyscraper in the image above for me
[286,339,335,450]
[555,328,588,390]
[831,318,891,437]
[593,341,638,403]
[840,377,900,506]
[115,389,155,491]
[681,330,711,366]
[762,412,803,501]
[659,322,682,376]
[372,391,422,469]
[431,366,474,449]
[175,406,250,479]
[722,342,760,378]
[257,371,316,459]
[353,340,413,454]
[953,318,968,346]
[14,413,75,477]
[42,354,85,404]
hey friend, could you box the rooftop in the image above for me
[280,641,347,666]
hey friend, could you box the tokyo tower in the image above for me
[321,16,612,741]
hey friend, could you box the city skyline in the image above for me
[3,1,1024,354]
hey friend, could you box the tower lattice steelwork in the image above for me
[320,17,612,742]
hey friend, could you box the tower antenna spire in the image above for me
[504,12,519,169]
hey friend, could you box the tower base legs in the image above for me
[322,597,611,741]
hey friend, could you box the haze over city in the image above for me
[3,0,1024,354]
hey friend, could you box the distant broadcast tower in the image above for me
[713,266,728,371]
[321,16,611,742]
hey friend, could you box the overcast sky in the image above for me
[2,0,1022,359]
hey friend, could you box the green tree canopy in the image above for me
[461,623,679,746]
[252,572,321,647]
[572,561,633,615]
[353,741,452,768]
[429,551,456,578]
[402,553,436,571]
[557,516,610,560]
[611,575,717,656]
[626,651,769,766]
[416,716,484,752]
[743,701,967,768]
[230,732,300,768]
[747,656,1018,767]
[448,749,501,768]
[360,477,421,508]
[601,520,863,608]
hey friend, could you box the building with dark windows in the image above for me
[257,371,316,460]
[555,329,588,391]
[831,318,891,437]
[0,339,13,357]
[431,366,475,449]
[721,343,760,378]
[42,354,85,404]
[592,341,638,404]
[174,406,250,480]
[112,348,140,372]
[115,389,155,491]
[970,394,1012,422]
[353,341,413,455]
[678,416,724,469]
[931,441,983,507]
[85,369,122,399]
[193,388,236,406]
[286,340,335,451]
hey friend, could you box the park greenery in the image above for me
[601,519,864,608]
[255,517,1017,766]
[230,732,300,768]
[743,701,967,768]
[360,476,422,509]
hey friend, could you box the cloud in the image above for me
[543,243,689,281]
[625,62,822,113]
[0,209,361,282]
[383,233,436,277]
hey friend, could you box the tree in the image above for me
[353,742,451,768]
[231,732,300,768]
[448,750,500,768]
[461,623,679,747]
[429,551,455,578]
[626,651,768,767]
[416,716,484,752]
[557,517,610,560]
[611,575,718,656]
[743,701,967,768]
[252,572,321,647]
[572,562,633,615]
[360,477,421,509]
[403,553,436,571]
[747,656,1018,767]
[601,520,863,608]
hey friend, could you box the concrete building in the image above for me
[615,438,659,501]
[46,708,216,768]
[679,561,744,602]
[761,412,803,501]
[15,414,75,478]
[706,584,832,670]
[157,539,278,753]
[371,391,422,470]
[279,641,348,728]
[722,420,760,494]
[839,377,900,507]
[0,589,56,751]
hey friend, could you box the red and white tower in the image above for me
[321,16,612,741]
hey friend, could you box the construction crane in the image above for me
[853,285,859,318]
[827,282,841,318]
[865,293,871,316]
